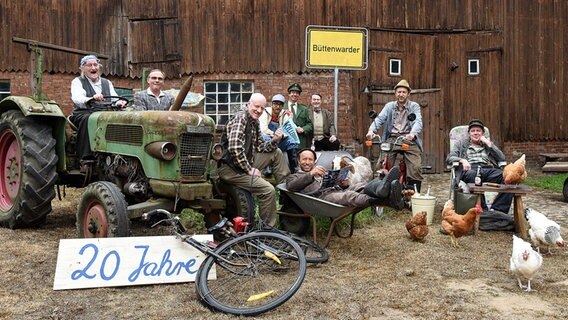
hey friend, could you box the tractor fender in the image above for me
[0,95,69,171]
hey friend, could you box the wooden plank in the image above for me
[539,153,568,160]
[542,162,568,172]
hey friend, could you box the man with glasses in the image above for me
[133,69,175,111]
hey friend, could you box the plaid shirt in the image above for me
[224,110,278,172]
[466,144,490,165]
[133,89,175,111]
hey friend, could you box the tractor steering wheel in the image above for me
[87,95,131,111]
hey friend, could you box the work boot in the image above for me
[287,148,299,173]
[364,166,400,198]
[389,180,404,210]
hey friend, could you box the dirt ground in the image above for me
[1,173,568,320]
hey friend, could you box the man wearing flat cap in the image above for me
[365,79,424,192]
[446,119,514,216]
[285,83,313,149]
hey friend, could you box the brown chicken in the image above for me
[441,199,483,248]
[405,211,429,241]
[503,154,527,185]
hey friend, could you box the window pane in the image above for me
[230,82,241,92]
[205,105,217,113]
[205,93,217,102]
[230,93,241,103]
[0,81,10,92]
[218,94,228,103]
[242,82,253,92]
[205,83,216,92]
[218,104,229,113]
[217,82,228,92]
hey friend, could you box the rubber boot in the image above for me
[364,166,400,198]
[407,179,422,193]
[287,148,299,173]
[389,180,404,210]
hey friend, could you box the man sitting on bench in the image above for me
[286,148,404,210]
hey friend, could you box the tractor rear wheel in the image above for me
[76,181,129,237]
[0,110,57,228]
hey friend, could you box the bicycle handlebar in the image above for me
[142,209,187,234]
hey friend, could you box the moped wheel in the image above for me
[195,232,306,316]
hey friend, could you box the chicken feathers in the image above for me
[406,211,429,241]
[441,200,482,248]
[525,207,565,254]
[503,154,527,184]
[510,235,543,292]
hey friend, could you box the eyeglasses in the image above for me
[150,77,164,81]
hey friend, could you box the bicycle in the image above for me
[142,209,307,316]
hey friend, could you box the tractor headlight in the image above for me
[145,141,177,161]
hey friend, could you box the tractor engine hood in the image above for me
[87,110,216,182]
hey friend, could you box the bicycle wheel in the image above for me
[254,229,329,264]
[195,232,307,316]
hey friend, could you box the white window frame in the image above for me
[468,59,480,75]
[204,81,254,126]
[389,58,402,76]
[0,80,10,100]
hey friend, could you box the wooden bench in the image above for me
[540,153,568,172]
[468,183,532,239]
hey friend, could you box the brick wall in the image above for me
[1,70,358,146]
[503,141,568,169]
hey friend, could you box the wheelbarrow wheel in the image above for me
[279,203,310,237]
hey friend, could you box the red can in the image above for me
[232,217,249,233]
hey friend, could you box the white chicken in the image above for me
[525,207,565,254]
[510,235,543,292]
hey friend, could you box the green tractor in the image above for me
[0,40,259,238]
[0,93,246,237]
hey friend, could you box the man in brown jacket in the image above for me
[285,149,404,209]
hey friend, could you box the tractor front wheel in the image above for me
[77,181,129,237]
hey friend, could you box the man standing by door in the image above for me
[285,83,313,149]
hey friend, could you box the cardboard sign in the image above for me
[53,235,214,290]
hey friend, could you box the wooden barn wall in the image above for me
[1,0,567,162]
[0,0,125,75]
[503,0,567,142]
[174,0,371,75]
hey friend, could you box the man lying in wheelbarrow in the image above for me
[286,148,404,209]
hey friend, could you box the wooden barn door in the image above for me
[370,89,444,173]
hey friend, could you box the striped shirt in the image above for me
[466,144,490,165]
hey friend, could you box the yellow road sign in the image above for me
[306,26,368,70]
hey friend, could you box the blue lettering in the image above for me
[128,245,199,282]
[100,250,120,280]
[71,243,98,280]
